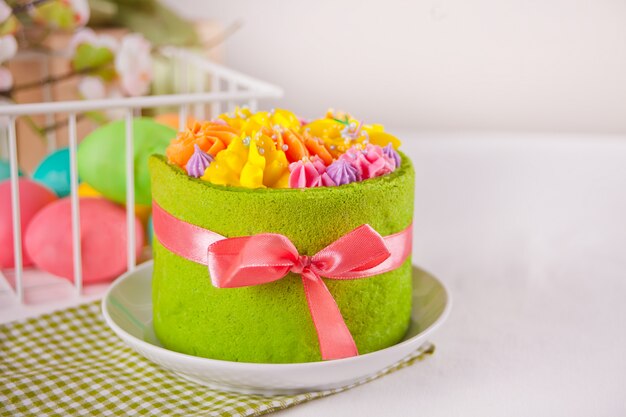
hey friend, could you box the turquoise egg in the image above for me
[33,148,77,197]
[0,159,24,181]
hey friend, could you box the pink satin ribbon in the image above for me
[152,201,412,360]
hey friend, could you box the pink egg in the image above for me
[0,179,57,268]
[25,197,144,283]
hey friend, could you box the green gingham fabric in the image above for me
[0,301,434,416]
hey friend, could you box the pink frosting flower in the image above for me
[309,155,327,174]
[320,172,336,187]
[339,144,394,180]
[289,160,321,188]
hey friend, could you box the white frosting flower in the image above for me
[0,34,17,63]
[114,34,152,97]
[78,76,106,99]
[69,28,117,55]
[0,66,12,91]
[0,0,12,24]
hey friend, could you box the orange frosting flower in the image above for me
[166,122,239,167]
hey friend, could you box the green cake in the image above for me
[150,109,415,363]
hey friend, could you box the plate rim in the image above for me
[102,260,451,370]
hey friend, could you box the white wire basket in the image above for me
[0,47,283,316]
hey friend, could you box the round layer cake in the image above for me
[150,150,415,363]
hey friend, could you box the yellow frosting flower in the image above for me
[201,135,248,186]
[240,140,266,188]
[220,107,301,136]
[304,110,401,151]
[201,132,290,189]
[257,133,290,188]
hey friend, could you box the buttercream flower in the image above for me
[186,144,214,178]
[289,160,321,188]
[0,34,17,63]
[202,136,249,186]
[0,66,12,91]
[326,159,360,185]
[340,144,394,180]
[115,34,153,96]
[382,143,401,169]
[320,172,336,187]
[309,155,327,174]
[78,76,106,99]
[166,121,237,167]
[240,140,266,188]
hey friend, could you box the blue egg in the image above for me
[33,148,78,197]
[0,159,24,181]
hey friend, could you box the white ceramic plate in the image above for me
[102,261,450,395]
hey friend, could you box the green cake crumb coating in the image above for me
[149,153,415,363]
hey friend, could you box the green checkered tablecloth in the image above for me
[0,302,434,416]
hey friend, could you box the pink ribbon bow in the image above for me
[152,202,412,360]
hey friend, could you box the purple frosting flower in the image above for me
[382,143,401,169]
[185,144,214,178]
[326,159,360,185]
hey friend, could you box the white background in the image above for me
[164,0,626,133]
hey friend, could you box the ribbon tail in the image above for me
[301,272,359,360]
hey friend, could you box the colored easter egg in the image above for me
[78,181,151,228]
[0,159,24,181]
[0,178,58,268]
[78,118,176,206]
[33,148,75,197]
[77,182,101,198]
[24,197,144,283]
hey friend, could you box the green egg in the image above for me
[78,118,176,206]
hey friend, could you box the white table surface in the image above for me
[2,132,626,416]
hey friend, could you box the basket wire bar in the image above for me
[68,113,83,294]
[125,111,136,271]
[1,49,283,305]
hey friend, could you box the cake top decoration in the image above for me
[164,108,402,189]
[185,145,214,178]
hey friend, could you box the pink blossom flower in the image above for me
[69,28,117,55]
[0,66,12,91]
[69,0,90,27]
[78,76,106,99]
[115,34,152,97]
[0,1,12,24]
[0,35,17,63]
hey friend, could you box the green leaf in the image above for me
[86,0,118,26]
[32,1,78,30]
[85,110,110,124]
[71,43,116,81]
[0,16,20,36]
